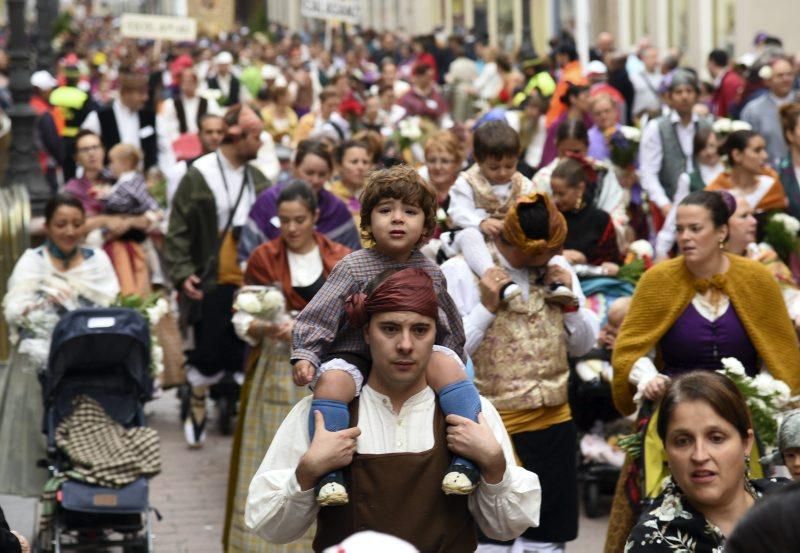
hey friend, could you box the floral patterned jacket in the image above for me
[625,477,786,552]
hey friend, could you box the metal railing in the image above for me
[0,185,30,361]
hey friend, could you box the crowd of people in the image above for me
[5,9,800,552]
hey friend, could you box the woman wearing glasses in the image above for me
[63,129,152,239]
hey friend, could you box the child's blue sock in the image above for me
[438,379,482,473]
[308,398,350,438]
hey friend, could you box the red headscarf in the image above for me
[344,268,438,328]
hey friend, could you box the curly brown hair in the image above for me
[358,164,438,245]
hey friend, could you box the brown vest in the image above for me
[313,397,478,553]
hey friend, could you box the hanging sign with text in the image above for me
[120,13,198,41]
[300,0,362,24]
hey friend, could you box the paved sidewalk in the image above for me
[146,391,233,553]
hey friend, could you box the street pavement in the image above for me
[145,392,612,552]
[146,391,232,553]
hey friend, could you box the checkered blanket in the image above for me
[55,395,161,487]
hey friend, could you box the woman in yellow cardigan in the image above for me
[604,190,800,552]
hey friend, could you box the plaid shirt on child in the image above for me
[105,172,160,215]
[291,248,466,367]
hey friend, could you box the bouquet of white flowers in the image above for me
[718,357,791,450]
[764,212,800,261]
[712,118,752,135]
[233,286,286,322]
[114,293,171,377]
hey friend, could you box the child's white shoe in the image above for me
[316,482,349,506]
[500,282,522,302]
[441,463,479,495]
[545,283,579,308]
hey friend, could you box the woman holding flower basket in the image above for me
[223,180,350,553]
[0,195,120,498]
[603,190,800,552]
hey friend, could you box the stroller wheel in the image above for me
[218,395,234,435]
[583,481,602,518]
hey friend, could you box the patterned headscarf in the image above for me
[502,193,567,257]
[344,268,438,328]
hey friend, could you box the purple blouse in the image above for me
[659,302,758,377]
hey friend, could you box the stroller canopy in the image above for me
[45,308,152,420]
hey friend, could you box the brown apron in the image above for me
[313,397,478,552]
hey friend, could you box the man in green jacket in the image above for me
[166,104,271,447]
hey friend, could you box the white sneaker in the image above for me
[316,482,349,506]
[545,284,578,308]
[501,282,522,301]
[441,471,477,495]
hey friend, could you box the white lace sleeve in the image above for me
[2,249,46,326]
[628,356,667,403]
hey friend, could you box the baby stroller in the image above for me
[569,274,636,518]
[39,308,156,552]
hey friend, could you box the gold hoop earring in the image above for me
[719,239,725,250]
[575,195,584,211]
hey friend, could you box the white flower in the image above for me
[145,298,169,327]
[150,343,164,376]
[259,289,286,316]
[437,207,448,223]
[751,373,790,408]
[650,494,692,522]
[759,65,773,80]
[721,357,746,376]
[234,292,262,314]
[713,118,732,134]
[629,239,654,260]
[200,88,223,101]
[620,125,641,142]
[767,376,792,407]
[731,120,753,132]
[771,213,800,235]
[398,117,423,141]
[713,118,751,134]
[752,373,780,398]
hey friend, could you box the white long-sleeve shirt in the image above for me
[447,173,533,229]
[245,385,541,544]
[441,253,599,357]
[157,94,222,142]
[639,111,701,208]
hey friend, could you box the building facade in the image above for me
[269,0,800,73]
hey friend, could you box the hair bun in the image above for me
[718,190,737,218]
